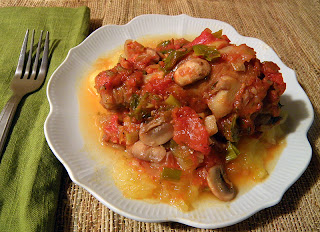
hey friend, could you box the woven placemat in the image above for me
[1,0,319,231]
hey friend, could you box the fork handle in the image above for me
[0,94,22,155]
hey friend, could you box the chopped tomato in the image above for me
[142,76,174,96]
[262,62,286,95]
[95,64,133,92]
[172,107,210,155]
[125,40,159,70]
[186,28,219,47]
[261,62,286,116]
[125,40,145,59]
[102,114,121,144]
[124,71,143,92]
[236,77,271,117]
[164,152,181,169]
[220,44,256,71]
[156,38,190,52]
[185,28,230,48]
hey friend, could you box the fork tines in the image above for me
[16,29,49,80]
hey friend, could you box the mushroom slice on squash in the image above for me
[207,165,236,201]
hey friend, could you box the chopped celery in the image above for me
[157,40,171,48]
[192,44,220,61]
[161,167,182,181]
[220,113,239,142]
[129,94,139,110]
[212,29,223,38]
[156,40,172,53]
[165,95,181,107]
[163,48,191,72]
[170,141,195,170]
[210,81,218,89]
[226,141,240,162]
[130,93,151,121]
[125,131,139,145]
[146,103,154,108]
[176,157,194,171]
[169,139,179,149]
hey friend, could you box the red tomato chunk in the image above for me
[172,107,210,155]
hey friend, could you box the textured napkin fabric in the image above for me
[0,7,89,232]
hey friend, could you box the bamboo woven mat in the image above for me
[1,0,319,231]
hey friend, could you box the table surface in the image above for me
[1,0,319,231]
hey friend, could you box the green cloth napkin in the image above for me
[0,7,90,232]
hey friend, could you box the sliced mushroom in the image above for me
[207,165,236,201]
[139,116,174,146]
[128,140,166,163]
[173,58,211,86]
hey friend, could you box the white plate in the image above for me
[44,14,314,229]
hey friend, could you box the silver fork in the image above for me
[0,29,49,154]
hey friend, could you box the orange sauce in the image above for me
[226,135,286,193]
[78,48,126,166]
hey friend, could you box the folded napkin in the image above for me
[0,7,90,232]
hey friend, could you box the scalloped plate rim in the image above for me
[44,14,314,229]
